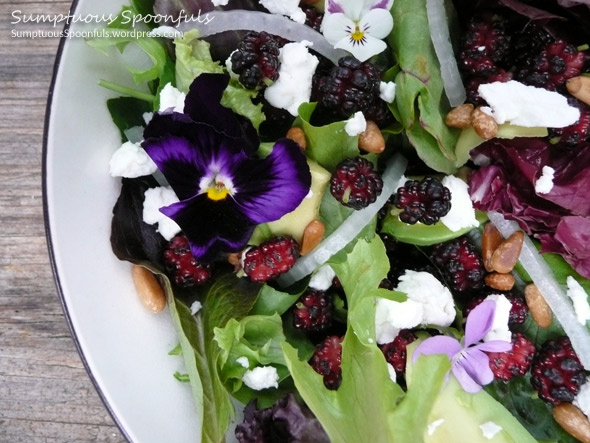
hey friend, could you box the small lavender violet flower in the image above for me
[142,74,311,262]
[413,300,512,393]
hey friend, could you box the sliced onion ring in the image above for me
[176,10,346,64]
[488,211,590,369]
[426,0,466,107]
[277,153,408,288]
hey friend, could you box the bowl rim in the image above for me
[41,1,132,440]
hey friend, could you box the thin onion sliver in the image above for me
[426,0,466,107]
[176,10,346,64]
[277,154,408,288]
[488,211,590,369]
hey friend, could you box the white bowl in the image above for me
[44,1,202,441]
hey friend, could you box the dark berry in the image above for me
[516,40,586,91]
[163,235,212,287]
[431,236,486,293]
[487,332,536,382]
[394,176,452,225]
[309,335,343,390]
[301,4,324,32]
[312,56,392,126]
[531,336,587,405]
[550,102,590,147]
[459,13,511,76]
[243,236,300,283]
[379,329,417,374]
[292,289,333,332]
[230,31,285,89]
[330,157,383,210]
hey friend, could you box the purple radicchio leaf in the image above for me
[235,394,329,443]
[110,177,168,269]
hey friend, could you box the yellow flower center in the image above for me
[351,26,365,43]
[206,182,230,201]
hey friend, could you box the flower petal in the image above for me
[459,348,495,386]
[326,0,345,14]
[475,340,513,353]
[358,8,393,39]
[161,194,254,261]
[232,139,311,224]
[334,34,387,62]
[413,335,462,363]
[451,359,484,393]
[464,299,496,347]
[143,111,195,142]
[183,73,259,155]
[143,129,247,201]
[322,13,355,45]
[370,0,394,10]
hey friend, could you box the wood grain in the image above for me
[0,1,126,441]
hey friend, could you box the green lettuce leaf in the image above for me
[220,79,266,131]
[173,29,224,93]
[166,273,261,443]
[389,0,460,173]
[250,283,307,317]
[294,102,363,172]
[214,313,292,408]
[106,97,152,142]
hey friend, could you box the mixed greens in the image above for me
[94,0,590,441]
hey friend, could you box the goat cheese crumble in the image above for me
[259,0,306,24]
[379,81,396,103]
[387,363,397,384]
[142,186,181,240]
[309,265,336,291]
[478,81,580,128]
[535,166,555,195]
[109,141,158,178]
[566,276,590,325]
[345,112,367,136]
[159,83,186,113]
[236,356,250,369]
[440,176,479,232]
[375,271,455,344]
[479,421,503,439]
[483,294,512,343]
[190,301,202,316]
[242,366,279,390]
[264,41,319,116]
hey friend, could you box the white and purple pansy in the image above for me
[322,0,394,62]
[142,74,311,262]
[413,300,513,393]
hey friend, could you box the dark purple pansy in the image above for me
[142,74,311,262]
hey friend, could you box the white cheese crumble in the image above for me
[264,41,319,116]
[309,265,336,291]
[109,141,158,178]
[242,366,279,390]
[211,0,229,6]
[190,300,202,316]
[566,276,590,325]
[142,187,181,241]
[259,0,306,24]
[236,356,250,369]
[535,166,555,195]
[440,175,479,232]
[574,381,590,418]
[479,421,503,439]
[345,112,367,136]
[142,112,153,125]
[387,363,397,384]
[427,419,445,436]
[478,81,580,127]
[159,83,186,113]
[379,81,396,103]
[483,294,512,343]
[375,271,455,344]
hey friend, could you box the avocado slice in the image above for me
[266,160,331,243]
[406,343,536,442]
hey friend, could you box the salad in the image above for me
[89,0,590,441]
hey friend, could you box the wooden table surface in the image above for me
[1,1,126,441]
